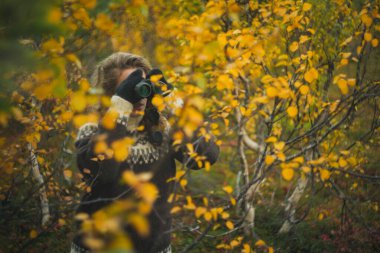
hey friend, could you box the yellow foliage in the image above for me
[287,106,298,118]
[282,168,294,181]
[242,243,251,253]
[265,155,275,165]
[289,41,299,52]
[361,13,373,27]
[255,239,266,246]
[266,86,278,98]
[320,169,331,181]
[217,74,234,90]
[170,206,181,214]
[29,229,38,239]
[299,85,309,95]
[41,38,64,54]
[128,214,150,237]
[95,13,115,32]
[80,0,97,9]
[304,68,319,83]
[223,185,233,194]
[204,211,212,221]
[195,207,206,218]
[303,3,312,12]
[337,79,349,95]
[226,220,234,230]
[70,92,87,112]
[372,38,379,47]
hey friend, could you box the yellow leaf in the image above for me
[287,106,298,118]
[230,197,236,206]
[84,237,104,250]
[195,207,206,218]
[265,136,277,143]
[372,38,379,47]
[41,38,64,54]
[303,3,312,11]
[230,239,240,247]
[70,92,87,112]
[261,75,273,83]
[64,169,73,178]
[223,185,233,194]
[111,138,131,162]
[217,74,234,90]
[299,35,310,44]
[293,156,304,164]
[128,214,149,237]
[304,68,319,83]
[299,85,309,95]
[79,0,97,9]
[204,211,212,221]
[66,53,82,68]
[265,155,275,165]
[255,239,266,247]
[252,43,265,58]
[47,7,62,24]
[364,32,372,42]
[138,183,158,204]
[302,166,311,173]
[30,229,38,239]
[274,141,285,150]
[289,41,299,52]
[58,218,66,226]
[152,95,164,111]
[221,212,230,219]
[171,206,181,214]
[226,220,234,230]
[123,171,138,186]
[266,86,278,98]
[243,243,251,253]
[361,13,373,27]
[282,168,294,181]
[75,212,89,221]
[337,79,349,95]
[320,169,331,181]
[94,141,107,154]
[94,13,114,31]
[180,178,188,188]
[277,152,286,161]
[340,59,348,65]
[73,8,91,28]
[33,84,53,100]
[338,157,348,167]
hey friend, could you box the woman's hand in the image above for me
[115,68,145,104]
[146,68,173,97]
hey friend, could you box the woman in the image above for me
[70,52,219,253]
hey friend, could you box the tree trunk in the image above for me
[278,175,308,234]
[28,143,50,227]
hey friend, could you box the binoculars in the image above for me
[134,80,154,99]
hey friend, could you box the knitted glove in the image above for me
[146,68,173,97]
[115,68,144,104]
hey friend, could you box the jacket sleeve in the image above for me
[74,95,136,185]
[173,134,220,170]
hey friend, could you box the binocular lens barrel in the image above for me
[135,81,152,98]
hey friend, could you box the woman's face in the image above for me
[117,68,147,115]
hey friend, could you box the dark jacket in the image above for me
[72,95,219,253]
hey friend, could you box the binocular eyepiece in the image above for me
[134,80,153,99]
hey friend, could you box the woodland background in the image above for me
[0,0,379,252]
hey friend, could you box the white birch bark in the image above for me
[28,143,50,226]
[278,175,309,234]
